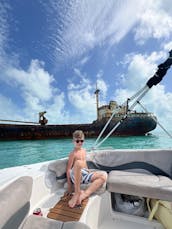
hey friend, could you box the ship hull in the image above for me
[0,113,157,140]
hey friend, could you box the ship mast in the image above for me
[94,84,100,120]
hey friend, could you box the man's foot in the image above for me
[79,190,89,203]
[68,193,80,208]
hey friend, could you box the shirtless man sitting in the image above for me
[66,130,107,208]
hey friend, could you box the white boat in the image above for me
[1,50,172,229]
[0,148,172,229]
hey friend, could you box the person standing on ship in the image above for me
[66,130,107,208]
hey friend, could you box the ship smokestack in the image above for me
[94,85,100,120]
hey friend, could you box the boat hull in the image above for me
[0,113,157,140]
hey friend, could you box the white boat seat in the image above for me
[0,175,91,229]
[107,170,172,202]
[22,215,91,229]
[48,159,68,184]
[0,176,33,229]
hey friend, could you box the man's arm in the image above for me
[83,149,88,169]
[66,152,74,193]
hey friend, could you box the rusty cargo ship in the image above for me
[0,98,157,140]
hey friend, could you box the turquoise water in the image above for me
[0,131,172,169]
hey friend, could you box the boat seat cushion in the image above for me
[22,215,91,229]
[107,170,172,202]
[48,159,68,183]
[0,176,33,229]
[22,215,63,229]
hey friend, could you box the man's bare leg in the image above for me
[68,160,85,208]
[79,172,107,202]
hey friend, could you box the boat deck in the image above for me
[47,193,88,222]
[31,189,164,229]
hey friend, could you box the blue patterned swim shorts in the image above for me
[70,168,94,184]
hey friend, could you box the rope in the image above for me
[93,103,127,147]
[137,101,172,139]
[129,86,149,110]
[93,115,127,149]
[129,85,148,101]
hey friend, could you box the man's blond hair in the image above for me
[73,130,85,139]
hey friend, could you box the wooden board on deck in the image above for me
[47,193,88,222]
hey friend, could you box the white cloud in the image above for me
[45,93,68,123]
[44,0,149,65]
[0,59,69,124]
[134,0,172,43]
[145,86,172,116]
[96,71,108,102]
[5,60,55,101]
[163,41,172,52]
[0,94,22,121]
[68,68,92,91]
[66,68,109,123]
[68,89,96,113]
[79,56,90,66]
[23,92,69,124]
[68,78,95,121]
[114,50,172,129]
[118,51,165,92]
[0,1,10,67]
[67,75,96,122]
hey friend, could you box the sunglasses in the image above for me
[75,139,84,143]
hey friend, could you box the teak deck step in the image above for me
[47,193,88,222]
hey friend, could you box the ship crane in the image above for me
[39,111,48,125]
[93,49,172,149]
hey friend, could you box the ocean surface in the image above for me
[0,131,172,169]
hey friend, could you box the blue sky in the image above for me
[0,0,172,131]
